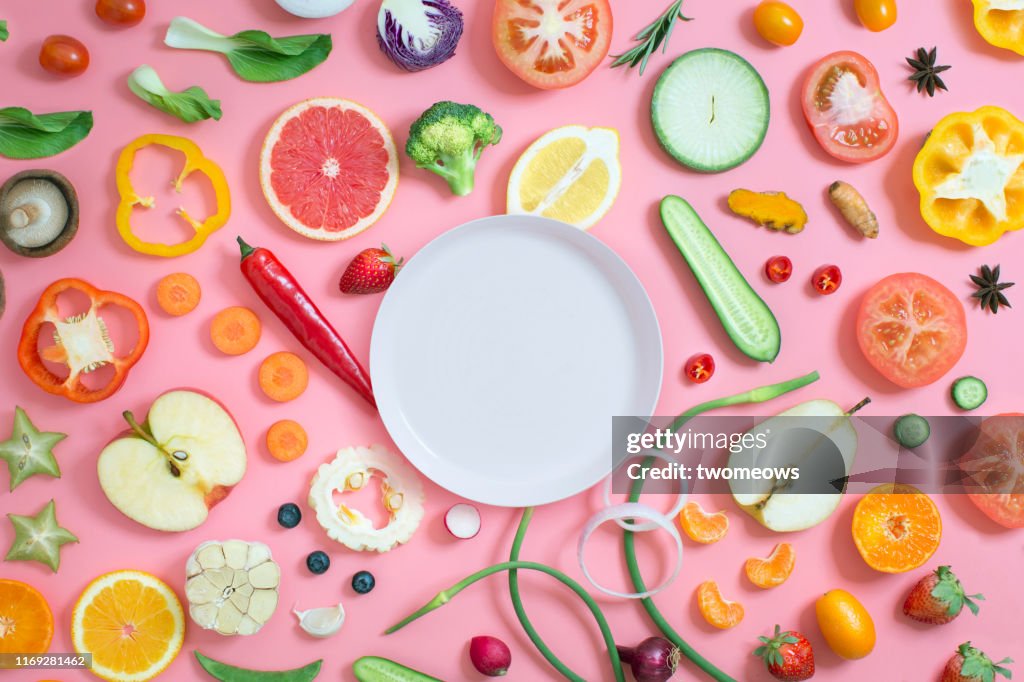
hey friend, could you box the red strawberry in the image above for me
[941,642,1013,682]
[754,625,815,681]
[903,565,984,625]
[339,244,403,294]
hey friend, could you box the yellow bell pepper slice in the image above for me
[972,0,1024,56]
[913,106,1024,246]
[115,134,231,257]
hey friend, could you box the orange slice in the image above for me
[852,483,942,573]
[745,543,796,588]
[0,579,54,653]
[678,501,729,544]
[696,580,744,629]
[71,570,185,682]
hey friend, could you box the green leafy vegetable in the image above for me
[0,107,93,159]
[128,65,221,123]
[0,20,9,42]
[164,16,331,83]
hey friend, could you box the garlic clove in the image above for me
[293,601,345,638]
[222,540,250,569]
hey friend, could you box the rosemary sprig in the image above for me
[610,1,692,76]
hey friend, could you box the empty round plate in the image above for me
[371,215,662,507]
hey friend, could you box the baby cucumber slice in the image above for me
[651,48,770,172]
[894,414,930,448]
[952,376,987,411]
[660,195,781,362]
[353,657,442,682]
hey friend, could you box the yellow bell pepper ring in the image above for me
[912,106,1024,246]
[115,134,231,257]
[972,0,1024,56]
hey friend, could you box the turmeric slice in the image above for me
[829,181,878,238]
[727,189,808,234]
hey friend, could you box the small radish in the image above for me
[470,635,511,677]
[444,503,481,539]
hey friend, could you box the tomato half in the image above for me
[801,51,898,163]
[959,415,1024,528]
[492,0,612,90]
[856,273,966,388]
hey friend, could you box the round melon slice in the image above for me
[259,98,399,241]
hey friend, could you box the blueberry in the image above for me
[306,550,330,575]
[352,570,375,594]
[277,503,301,529]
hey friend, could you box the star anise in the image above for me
[907,47,951,97]
[970,264,1014,313]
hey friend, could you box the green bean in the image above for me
[194,651,322,681]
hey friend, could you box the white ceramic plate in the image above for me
[371,215,663,507]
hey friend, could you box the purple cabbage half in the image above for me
[376,0,464,72]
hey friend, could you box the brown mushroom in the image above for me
[0,169,79,258]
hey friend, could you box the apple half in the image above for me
[98,390,247,532]
[727,399,857,532]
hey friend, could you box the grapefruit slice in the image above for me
[260,98,398,241]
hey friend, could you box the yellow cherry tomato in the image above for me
[855,0,897,31]
[753,1,804,46]
[815,589,876,660]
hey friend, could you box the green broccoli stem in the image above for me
[425,153,478,196]
[624,370,821,682]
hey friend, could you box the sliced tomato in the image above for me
[492,0,612,90]
[801,51,898,163]
[856,273,966,388]
[959,415,1024,528]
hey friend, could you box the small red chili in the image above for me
[685,353,715,384]
[765,256,793,283]
[812,264,842,295]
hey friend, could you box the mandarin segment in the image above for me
[745,543,796,588]
[678,501,729,544]
[852,483,942,573]
[697,580,744,629]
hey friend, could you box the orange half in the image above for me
[852,483,942,573]
[0,579,54,654]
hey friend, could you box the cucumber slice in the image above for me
[660,195,781,362]
[652,48,770,173]
[952,376,987,411]
[353,657,442,682]
[894,414,930,448]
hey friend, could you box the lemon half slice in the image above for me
[507,126,621,230]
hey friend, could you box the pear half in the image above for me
[728,399,857,532]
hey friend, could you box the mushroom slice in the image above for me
[308,445,425,553]
[184,539,280,636]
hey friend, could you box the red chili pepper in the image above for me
[237,237,375,408]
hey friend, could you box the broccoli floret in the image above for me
[405,101,502,196]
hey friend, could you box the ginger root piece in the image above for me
[829,181,878,238]
[727,189,808,234]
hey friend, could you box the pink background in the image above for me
[2,1,1023,680]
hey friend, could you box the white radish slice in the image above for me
[578,502,683,599]
[604,448,688,532]
[444,503,481,539]
[293,601,345,638]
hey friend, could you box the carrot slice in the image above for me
[210,306,261,355]
[259,351,308,402]
[266,419,308,462]
[156,273,201,316]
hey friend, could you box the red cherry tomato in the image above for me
[812,265,842,295]
[39,35,90,77]
[765,256,793,283]
[96,0,146,26]
[801,52,898,163]
[685,354,715,384]
[753,1,804,46]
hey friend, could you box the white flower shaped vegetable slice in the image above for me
[308,445,425,552]
[185,539,280,636]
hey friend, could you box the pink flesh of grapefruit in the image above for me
[260,98,398,241]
